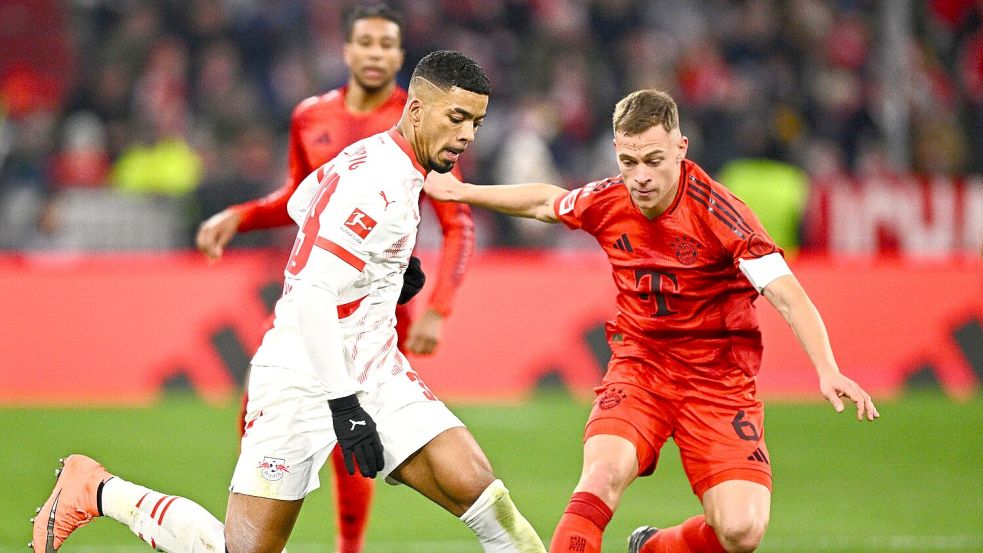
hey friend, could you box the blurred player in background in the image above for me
[424,89,879,553]
[195,4,474,553]
[33,50,545,553]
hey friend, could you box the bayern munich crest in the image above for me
[598,387,627,410]
[671,235,700,265]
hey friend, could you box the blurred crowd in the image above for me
[1,0,981,251]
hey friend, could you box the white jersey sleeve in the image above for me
[292,249,361,399]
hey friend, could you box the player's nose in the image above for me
[366,43,384,59]
[457,121,476,144]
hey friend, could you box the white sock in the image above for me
[101,476,225,552]
[460,479,546,553]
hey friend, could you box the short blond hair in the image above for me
[612,89,679,136]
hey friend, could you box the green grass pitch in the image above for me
[3,391,982,552]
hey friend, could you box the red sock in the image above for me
[330,446,374,553]
[548,492,613,553]
[641,515,725,553]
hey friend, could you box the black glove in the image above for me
[329,394,385,478]
[398,256,426,305]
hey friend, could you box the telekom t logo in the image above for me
[344,208,377,239]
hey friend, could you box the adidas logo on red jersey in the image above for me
[612,233,634,253]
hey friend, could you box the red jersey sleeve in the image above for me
[232,106,313,232]
[553,177,623,233]
[425,198,474,317]
[553,187,586,230]
[695,178,783,264]
[423,165,474,317]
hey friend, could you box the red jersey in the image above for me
[553,159,782,383]
[232,85,473,316]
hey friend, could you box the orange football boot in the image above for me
[31,455,112,553]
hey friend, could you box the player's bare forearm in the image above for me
[764,275,879,420]
[478,183,565,222]
[763,275,838,376]
[425,173,564,222]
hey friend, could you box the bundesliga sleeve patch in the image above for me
[557,189,581,215]
[342,208,377,240]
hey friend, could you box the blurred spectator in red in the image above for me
[50,112,110,188]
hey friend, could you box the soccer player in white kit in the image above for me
[31,50,547,553]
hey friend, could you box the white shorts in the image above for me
[229,364,464,500]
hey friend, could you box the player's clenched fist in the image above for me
[328,394,385,478]
[196,208,242,259]
[398,256,426,305]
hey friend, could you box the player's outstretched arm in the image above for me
[762,274,879,421]
[195,183,298,259]
[196,208,242,259]
[424,172,565,223]
[294,248,385,477]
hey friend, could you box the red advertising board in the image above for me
[0,251,979,405]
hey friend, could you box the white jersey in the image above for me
[251,128,425,395]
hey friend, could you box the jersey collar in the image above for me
[387,127,427,178]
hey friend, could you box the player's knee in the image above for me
[442,453,496,513]
[713,515,767,553]
[577,459,632,507]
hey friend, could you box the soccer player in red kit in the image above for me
[425,89,879,553]
[195,5,474,553]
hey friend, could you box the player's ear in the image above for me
[342,42,354,70]
[677,135,689,162]
[408,97,425,126]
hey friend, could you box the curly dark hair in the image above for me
[410,50,490,96]
[343,2,403,42]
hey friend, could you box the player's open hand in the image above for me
[423,171,464,202]
[404,308,443,355]
[329,394,385,478]
[819,372,879,421]
[196,209,242,260]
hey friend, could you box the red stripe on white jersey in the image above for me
[314,237,366,271]
[135,492,149,509]
[150,495,168,519]
[358,334,395,383]
[337,295,368,319]
[157,496,179,524]
[393,351,405,375]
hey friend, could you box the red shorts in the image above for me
[584,358,772,500]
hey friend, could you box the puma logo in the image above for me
[349,419,367,431]
[379,190,396,210]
